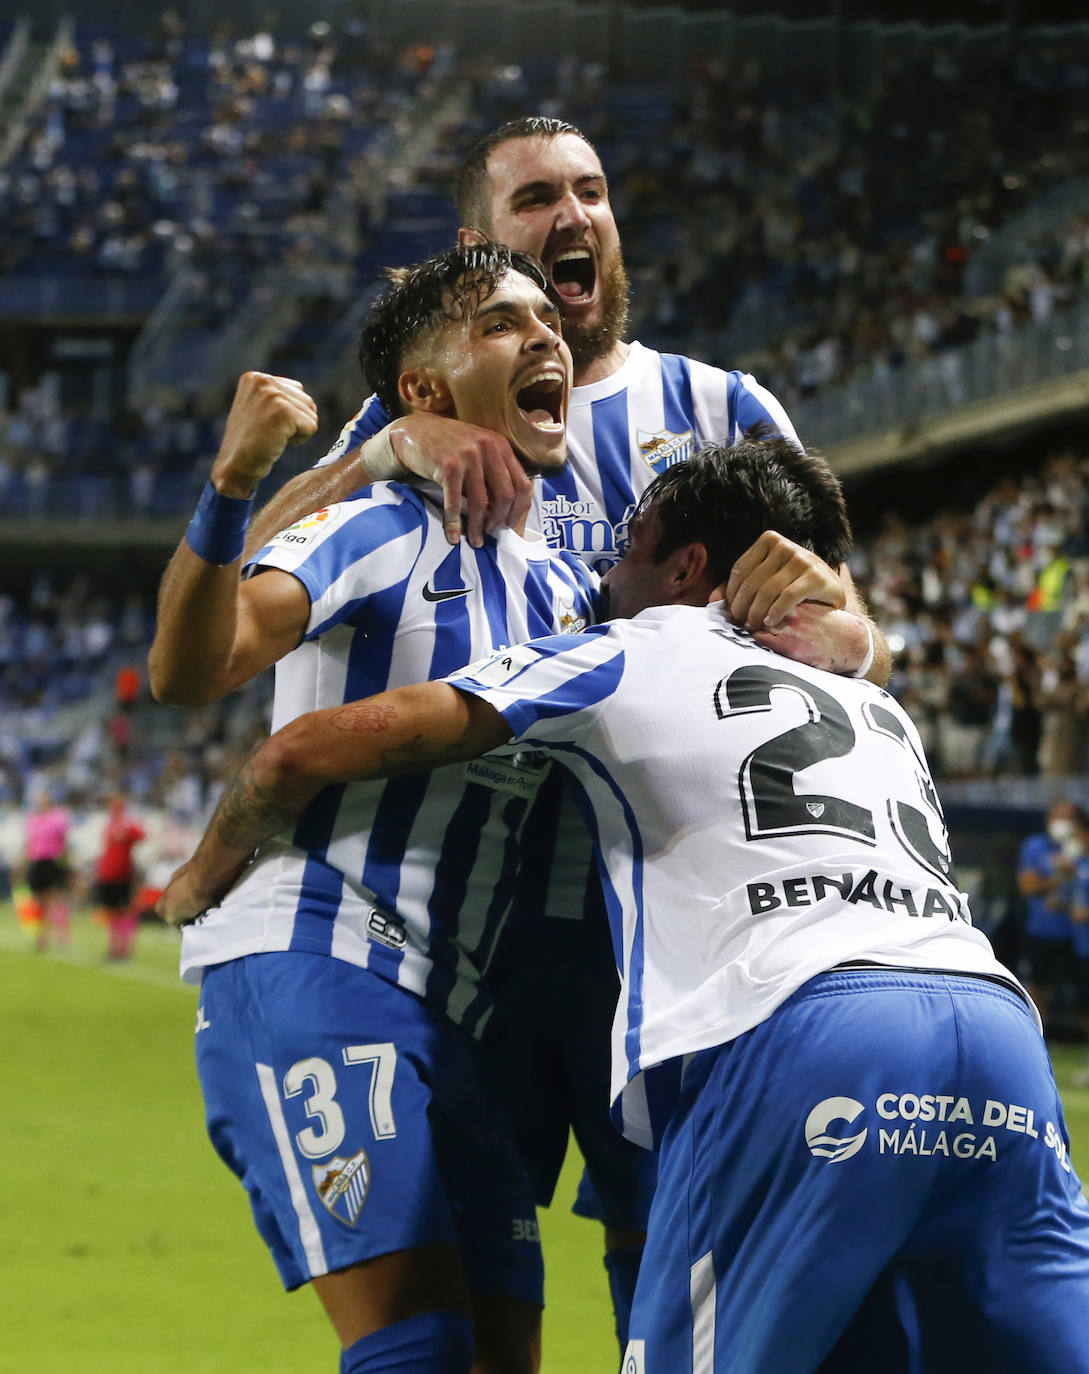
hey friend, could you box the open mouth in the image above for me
[515,373,565,430]
[551,249,596,306]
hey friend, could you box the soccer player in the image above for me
[248,117,881,650]
[149,244,599,1374]
[160,438,1089,1374]
[235,116,887,1346]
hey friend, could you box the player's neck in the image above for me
[572,340,629,388]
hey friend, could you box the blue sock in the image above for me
[603,1244,643,1352]
[339,1311,473,1374]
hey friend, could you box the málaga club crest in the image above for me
[313,1148,371,1226]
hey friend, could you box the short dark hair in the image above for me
[637,436,853,586]
[454,116,594,230]
[358,243,548,418]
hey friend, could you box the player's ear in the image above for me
[399,368,454,416]
[458,225,488,247]
[667,542,710,600]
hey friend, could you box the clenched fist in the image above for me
[210,372,320,499]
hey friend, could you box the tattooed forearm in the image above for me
[329,697,485,775]
[331,700,399,733]
[161,744,321,921]
[375,733,482,774]
[197,756,300,860]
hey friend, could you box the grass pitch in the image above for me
[2,909,1087,1374]
[0,911,614,1374]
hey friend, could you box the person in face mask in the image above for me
[1018,798,1079,1031]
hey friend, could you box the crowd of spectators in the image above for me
[0,12,428,286]
[0,375,222,517]
[856,448,1089,783]
[5,21,1089,508]
[0,568,271,822]
[0,441,1084,838]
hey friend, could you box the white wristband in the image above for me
[852,617,876,679]
[360,426,400,482]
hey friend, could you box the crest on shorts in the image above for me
[313,1149,371,1226]
[637,428,694,473]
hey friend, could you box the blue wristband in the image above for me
[185,480,254,565]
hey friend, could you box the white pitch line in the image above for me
[0,923,195,993]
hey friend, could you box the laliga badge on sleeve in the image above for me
[269,505,346,550]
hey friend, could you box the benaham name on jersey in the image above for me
[748,869,969,922]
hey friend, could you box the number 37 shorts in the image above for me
[194,950,544,1303]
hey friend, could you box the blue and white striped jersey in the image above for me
[449,605,1029,1147]
[179,481,596,1037]
[322,341,797,577]
[534,341,798,575]
[322,344,799,928]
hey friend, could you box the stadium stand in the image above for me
[4,20,1089,509]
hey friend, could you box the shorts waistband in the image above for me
[826,960,1032,1009]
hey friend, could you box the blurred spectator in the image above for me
[1069,806,1089,1086]
[1038,643,1086,777]
[941,642,997,778]
[1008,638,1044,776]
[1017,798,1079,1032]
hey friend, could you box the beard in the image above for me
[563,248,630,372]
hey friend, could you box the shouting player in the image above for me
[150,244,597,1374]
[233,117,887,1348]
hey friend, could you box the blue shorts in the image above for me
[482,915,657,1230]
[196,952,543,1303]
[626,969,1089,1374]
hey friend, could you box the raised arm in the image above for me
[246,411,535,556]
[148,372,316,706]
[157,682,511,924]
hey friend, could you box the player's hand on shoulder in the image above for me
[388,413,533,549]
[719,530,847,631]
[750,604,871,676]
[211,372,320,499]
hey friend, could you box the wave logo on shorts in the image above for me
[621,1339,646,1374]
[804,1096,868,1162]
[313,1148,370,1225]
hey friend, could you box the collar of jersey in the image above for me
[568,340,648,407]
[488,523,550,558]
